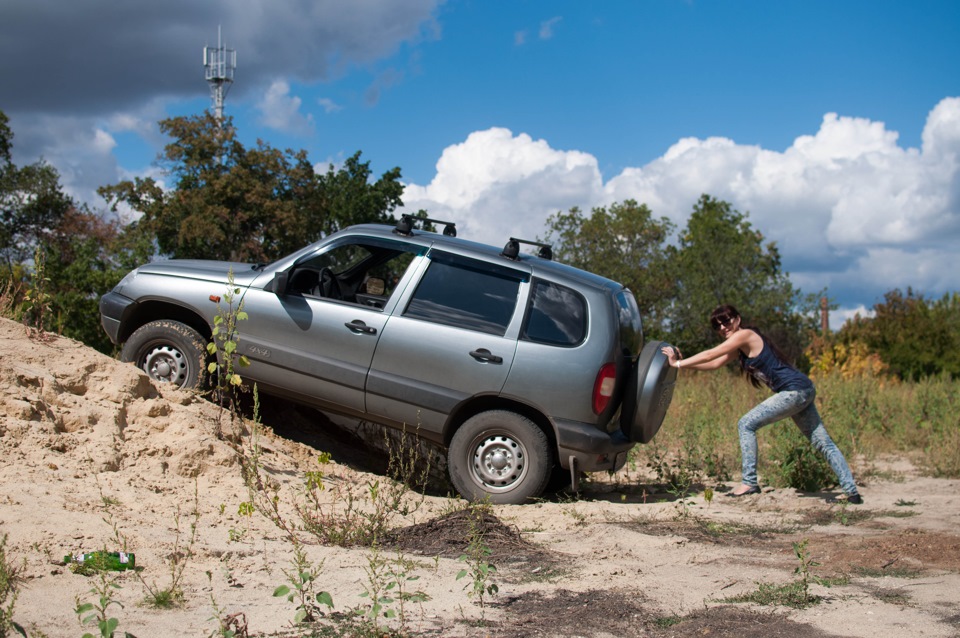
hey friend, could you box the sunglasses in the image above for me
[711,316,736,330]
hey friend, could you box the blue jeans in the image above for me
[737,387,859,495]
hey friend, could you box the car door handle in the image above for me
[469,348,503,364]
[345,320,377,335]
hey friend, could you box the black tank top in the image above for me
[739,338,813,392]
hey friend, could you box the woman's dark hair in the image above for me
[710,304,794,388]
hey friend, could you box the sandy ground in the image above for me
[1,317,959,638]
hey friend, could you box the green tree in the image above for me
[668,194,814,360]
[1,111,74,276]
[0,111,11,167]
[837,288,960,379]
[99,113,404,263]
[44,207,152,352]
[541,200,675,337]
[0,109,140,352]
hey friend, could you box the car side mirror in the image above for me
[271,271,290,296]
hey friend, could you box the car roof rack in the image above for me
[501,237,553,261]
[394,214,457,237]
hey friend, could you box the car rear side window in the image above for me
[521,279,586,346]
[404,252,523,336]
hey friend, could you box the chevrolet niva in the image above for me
[99,215,677,504]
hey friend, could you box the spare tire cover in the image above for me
[620,340,678,443]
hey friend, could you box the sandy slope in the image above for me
[1,318,958,637]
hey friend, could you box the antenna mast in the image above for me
[203,27,236,122]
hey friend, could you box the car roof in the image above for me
[338,223,623,292]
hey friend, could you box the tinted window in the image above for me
[521,279,586,346]
[404,253,522,336]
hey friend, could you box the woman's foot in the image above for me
[846,493,863,505]
[727,484,761,497]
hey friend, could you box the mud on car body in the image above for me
[100,216,677,504]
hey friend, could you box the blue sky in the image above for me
[2,0,959,327]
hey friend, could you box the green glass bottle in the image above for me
[64,551,136,571]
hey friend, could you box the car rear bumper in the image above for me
[554,418,635,472]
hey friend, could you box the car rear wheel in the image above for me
[121,320,208,389]
[448,411,552,504]
[620,340,678,443]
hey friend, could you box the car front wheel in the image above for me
[121,319,208,389]
[448,410,552,504]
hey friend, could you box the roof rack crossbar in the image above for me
[501,237,553,261]
[394,214,457,237]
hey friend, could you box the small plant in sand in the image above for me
[21,246,53,340]
[0,532,27,638]
[791,538,822,604]
[273,540,334,625]
[296,427,432,547]
[206,269,250,435]
[97,478,200,609]
[205,570,248,638]
[718,537,843,609]
[456,501,499,619]
[356,545,429,636]
[74,567,129,638]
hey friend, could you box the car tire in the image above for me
[620,340,678,443]
[121,320,208,389]
[448,411,552,505]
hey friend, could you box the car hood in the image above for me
[135,259,264,286]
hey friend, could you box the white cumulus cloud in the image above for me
[400,98,960,321]
[258,80,315,135]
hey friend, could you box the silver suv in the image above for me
[100,216,676,503]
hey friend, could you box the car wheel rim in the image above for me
[470,433,527,492]
[142,345,187,384]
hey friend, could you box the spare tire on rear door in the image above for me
[620,340,678,443]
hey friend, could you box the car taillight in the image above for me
[592,363,617,414]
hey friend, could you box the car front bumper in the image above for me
[99,291,135,344]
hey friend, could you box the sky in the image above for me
[2,0,959,328]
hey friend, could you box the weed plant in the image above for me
[206,269,251,438]
[272,540,333,624]
[97,478,200,609]
[356,545,428,636]
[0,533,26,638]
[456,502,499,619]
[295,427,432,547]
[21,246,52,339]
[73,567,128,638]
[718,538,844,610]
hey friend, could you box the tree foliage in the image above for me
[1,112,74,275]
[541,200,675,336]
[834,288,960,379]
[0,109,140,352]
[99,113,404,263]
[667,194,815,360]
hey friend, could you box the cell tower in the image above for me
[203,27,236,122]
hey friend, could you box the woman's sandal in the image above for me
[726,485,761,497]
